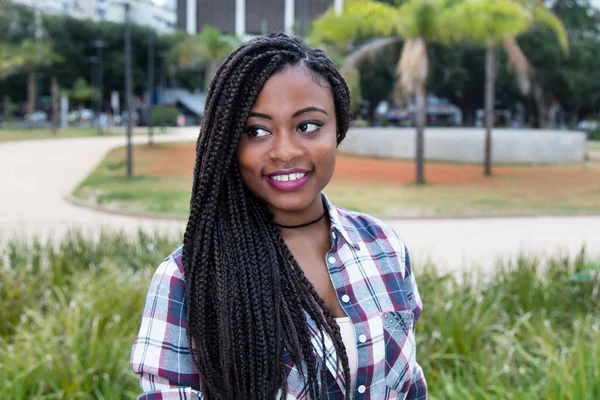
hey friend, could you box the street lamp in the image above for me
[147,29,155,145]
[88,56,98,120]
[124,2,133,177]
[299,0,308,36]
[157,51,167,133]
[92,40,106,134]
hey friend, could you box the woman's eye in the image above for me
[245,126,270,138]
[298,122,322,134]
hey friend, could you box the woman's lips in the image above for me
[266,171,312,191]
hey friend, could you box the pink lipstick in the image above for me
[266,169,312,191]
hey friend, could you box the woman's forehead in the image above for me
[251,66,334,113]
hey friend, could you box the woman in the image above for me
[131,32,426,400]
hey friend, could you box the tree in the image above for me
[312,0,455,184]
[449,0,568,176]
[168,26,240,92]
[68,77,97,110]
[516,0,600,127]
[0,42,24,80]
[14,39,63,114]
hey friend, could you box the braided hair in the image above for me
[182,32,352,399]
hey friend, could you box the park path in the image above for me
[1,128,598,274]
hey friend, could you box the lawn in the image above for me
[0,126,167,143]
[73,141,600,218]
[1,231,599,399]
[587,140,600,151]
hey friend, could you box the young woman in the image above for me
[131,32,427,400]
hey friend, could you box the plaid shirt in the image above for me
[131,194,427,399]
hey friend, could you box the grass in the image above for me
[73,142,600,218]
[1,231,599,399]
[0,126,168,143]
[587,140,600,151]
[73,143,192,217]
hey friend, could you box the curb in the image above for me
[64,194,188,222]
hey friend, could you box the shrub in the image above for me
[152,105,179,127]
[1,232,598,399]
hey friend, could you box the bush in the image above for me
[589,128,600,141]
[1,231,599,399]
[152,105,179,127]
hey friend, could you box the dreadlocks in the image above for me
[182,32,352,400]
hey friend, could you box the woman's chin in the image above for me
[265,192,320,215]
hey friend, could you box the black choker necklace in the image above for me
[274,209,327,229]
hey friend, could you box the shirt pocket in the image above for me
[382,310,416,393]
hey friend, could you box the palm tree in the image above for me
[449,0,568,176]
[168,27,240,92]
[312,0,455,184]
[12,39,63,115]
[0,43,25,80]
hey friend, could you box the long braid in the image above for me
[182,32,352,399]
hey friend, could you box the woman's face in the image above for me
[236,65,337,216]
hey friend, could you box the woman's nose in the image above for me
[269,131,303,163]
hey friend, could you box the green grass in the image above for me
[0,127,168,143]
[325,180,600,218]
[73,143,192,217]
[73,142,600,218]
[587,140,600,151]
[1,231,599,399]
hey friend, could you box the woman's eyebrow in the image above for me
[248,111,271,120]
[292,107,328,118]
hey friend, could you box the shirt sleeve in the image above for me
[402,241,428,399]
[130,256,203,400]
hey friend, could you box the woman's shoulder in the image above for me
[330,204,407,249]
[151,245,186,287]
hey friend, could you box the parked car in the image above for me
[577,119,599,133]
[67,109,94,124]
[24,111,48,123]
[375,96,462,126]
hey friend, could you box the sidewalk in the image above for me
[1,128,598,274]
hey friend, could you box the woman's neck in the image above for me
[269,195,328,231]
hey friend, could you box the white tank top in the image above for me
[335,316,358,395]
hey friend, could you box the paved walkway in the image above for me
[1,128,598,274]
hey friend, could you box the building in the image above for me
[101,0,177,34]
[8,0,176,34]
[177,0,343,37]
[7,0,96,19]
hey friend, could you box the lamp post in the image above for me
[88,56,98,121]
[157,51,167,133]
[147,29,155,145]
[299,0,308,37]
[124,2,133,177]
[92,40,106,134]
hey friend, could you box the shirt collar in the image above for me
[322,193,361,250]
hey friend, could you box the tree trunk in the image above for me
[51,76,59,134]
[484,42,495,177]
[532,84,555,129]
[205,59,219,93]
[415,82,426,184]
[27,69,36,115]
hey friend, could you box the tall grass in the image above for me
[0,230,181,399]
[1,232,598,399]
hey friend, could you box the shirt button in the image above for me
[328,256,336,264]
[341,294,350,303]
[358,334,367,343]
[358,385,366,393]
[331,232,337,240]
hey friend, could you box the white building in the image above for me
[9,0,176,34]
[100,0,176,34]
